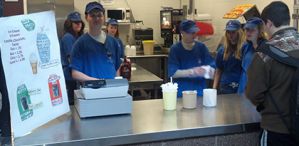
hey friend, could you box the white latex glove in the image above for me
[201,65,215,79]
[191,66,206,77]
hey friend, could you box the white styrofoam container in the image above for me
[74,90,132,118]
[80,79,129,99]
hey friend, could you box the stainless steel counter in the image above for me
[130,63,163,84]
[128,54,168,83]
[11,94,260,146]
[127,54,168,58]
[129,64,163,99]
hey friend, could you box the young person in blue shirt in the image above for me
[60,11,85,104]
[106,19,125,59]
[213,20,245,94]
[168,20,215,97]
[70,2,122,81]
[238,17,267,94]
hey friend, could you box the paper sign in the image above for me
[0,11,69,137]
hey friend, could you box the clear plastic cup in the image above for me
[182,90,197,109]
[161,82,178,111]
[162,90,177,110]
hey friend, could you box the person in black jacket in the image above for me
[0,51,11,137]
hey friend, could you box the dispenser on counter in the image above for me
[132,27,153,53]
[160,9,185,48]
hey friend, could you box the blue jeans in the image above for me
[219,82,238,94]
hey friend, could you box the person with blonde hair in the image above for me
[238,17,267,94]
[213,20,245,94]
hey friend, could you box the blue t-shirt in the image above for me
[70,33,122,79]
[168,42,215,97]
[238,39,267,94]
[215,46,242,85]
[116,38,125,58]
[60,32,76,80]
[238,42,254,94]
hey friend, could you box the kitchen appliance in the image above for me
[160,9,185,48]
[132,28,153,51]
[106,8,131,23]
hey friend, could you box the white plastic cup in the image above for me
[203,89,217,107]
[162,90,177,110]
[130,45,136,56]
[125,45,131,56]
[182,90,197,109]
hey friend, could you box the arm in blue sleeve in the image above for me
[202,45,216,68]
[61,34,75,66]
[60,40,67,66]
[114,40,122,70]
[215,47,224,70]
[168,46,180,77]
[70,42,83,73]
[62,35,75,58]
[117,39,125,59]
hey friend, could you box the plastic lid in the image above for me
[182,90,197,94]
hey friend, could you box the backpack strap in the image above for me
[256,41,299,134]
[257,41,299,68]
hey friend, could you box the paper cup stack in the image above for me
[203,89,217,107]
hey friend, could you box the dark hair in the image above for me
[261,1,290,27]
[63,19,85,38]
[106,24,119,38]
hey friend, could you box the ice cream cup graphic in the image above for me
[29,53,38,74]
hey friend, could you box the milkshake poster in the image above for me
[0,11,69,137]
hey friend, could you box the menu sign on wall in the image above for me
[0,11,69,137]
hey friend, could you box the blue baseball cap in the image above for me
[179,20,199,33]
[67,12,82,22]
[85,1,104,14]
[225,20,241,31]
[244,17,263,29]
[107,19,118,25]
